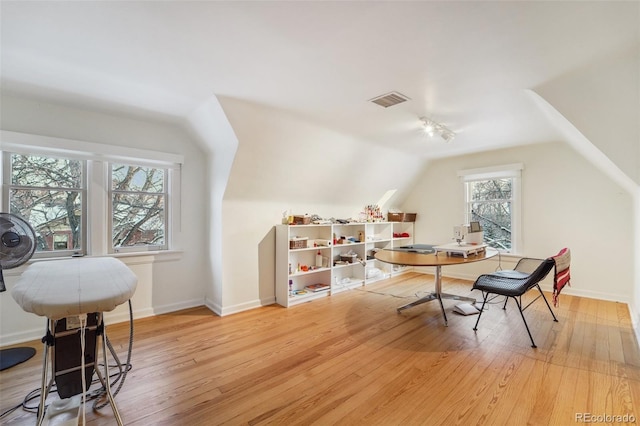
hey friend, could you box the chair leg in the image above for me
[473,292,489,332]
[535,285,558,322]
[502,297,508,310]
[513,297,537,348]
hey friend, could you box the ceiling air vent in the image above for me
[369,91,410,108]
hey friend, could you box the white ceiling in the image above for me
[1,1,637,159]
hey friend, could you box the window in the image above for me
[1,130,183,258]
[5,153,86,257]
[110,164,167,252]
[458,164,522,253]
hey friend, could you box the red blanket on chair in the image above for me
[552,248,571,307]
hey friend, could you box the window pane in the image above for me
[112,165,164,193]
[112,193,165,247]
[469,178,511,201]
[111,163,167,250]
[466,176,514,251]
[11,154,82,188]
[10,189,82,252]
[470,200,511,251]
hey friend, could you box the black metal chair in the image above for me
[472,257,558,348]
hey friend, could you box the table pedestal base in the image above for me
[396,266,477,326]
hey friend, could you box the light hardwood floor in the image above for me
[1,272,639,425]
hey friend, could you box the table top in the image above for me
[375,245,498,267]
[12,257,137,320]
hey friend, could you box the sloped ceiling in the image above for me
[1,1,638,165]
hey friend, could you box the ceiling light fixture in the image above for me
[419,116,455,142]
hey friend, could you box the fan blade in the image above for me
[0,213,37,269]
[0,235,33,263]
[0,218,13,232]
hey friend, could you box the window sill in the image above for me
[6,250,184,277]
[110,250,184,263]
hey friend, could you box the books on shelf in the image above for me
[305,283,330,293]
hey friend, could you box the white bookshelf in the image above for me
[275,221,415,307]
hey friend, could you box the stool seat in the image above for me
[12,257,137,320]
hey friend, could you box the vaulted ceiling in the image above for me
[1,1,638,162]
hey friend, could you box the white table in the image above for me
[12,257,137,426]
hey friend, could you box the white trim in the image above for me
[204,297,265,317]
[108,163,169,253]
[1,131,183,257]
[1,130,183,167]
[458,163,524,182]
[459,163,523,253]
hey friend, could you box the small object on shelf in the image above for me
[388,212,417,222]
[305,283,330,292]
[363,204,384,222]
[293,289,308,296]
[366,268,383,279]
[316,251,323,267]
[289,280,293,296]
[289,237,308,249]
[393,232,411,238]
[293,215,311,225]
[340,252,357,263]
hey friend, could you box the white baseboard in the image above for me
[0,328,45,347]
[205,296,273,317]
[1,298,206,347]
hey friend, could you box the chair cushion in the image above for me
[472,273,532,297]
[472,257,554,297]
[492,270,530,279]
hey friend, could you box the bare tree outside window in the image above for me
[467,178,512,250]
[9,154,83,253]
[111,164,166,249]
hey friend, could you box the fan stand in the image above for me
[1,268,37,370]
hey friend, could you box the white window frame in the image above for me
[1,130,183,258]
[2,152,88,259]
[108,162,169,254]
[458,163,523,254]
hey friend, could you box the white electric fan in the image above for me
[0,212,37,370]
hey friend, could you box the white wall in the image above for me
[532,44,639,332]
[0,95,210,345]
[214,98,427,314]
[402,142,635,308]
[186,96,238,315]
[535,45,640,185]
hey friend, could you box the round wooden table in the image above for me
[375,246,498,325]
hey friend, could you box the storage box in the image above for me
[293,215,311,225]
[387,213,417,222]
[289,237,308,249]
[340,253,357,263]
